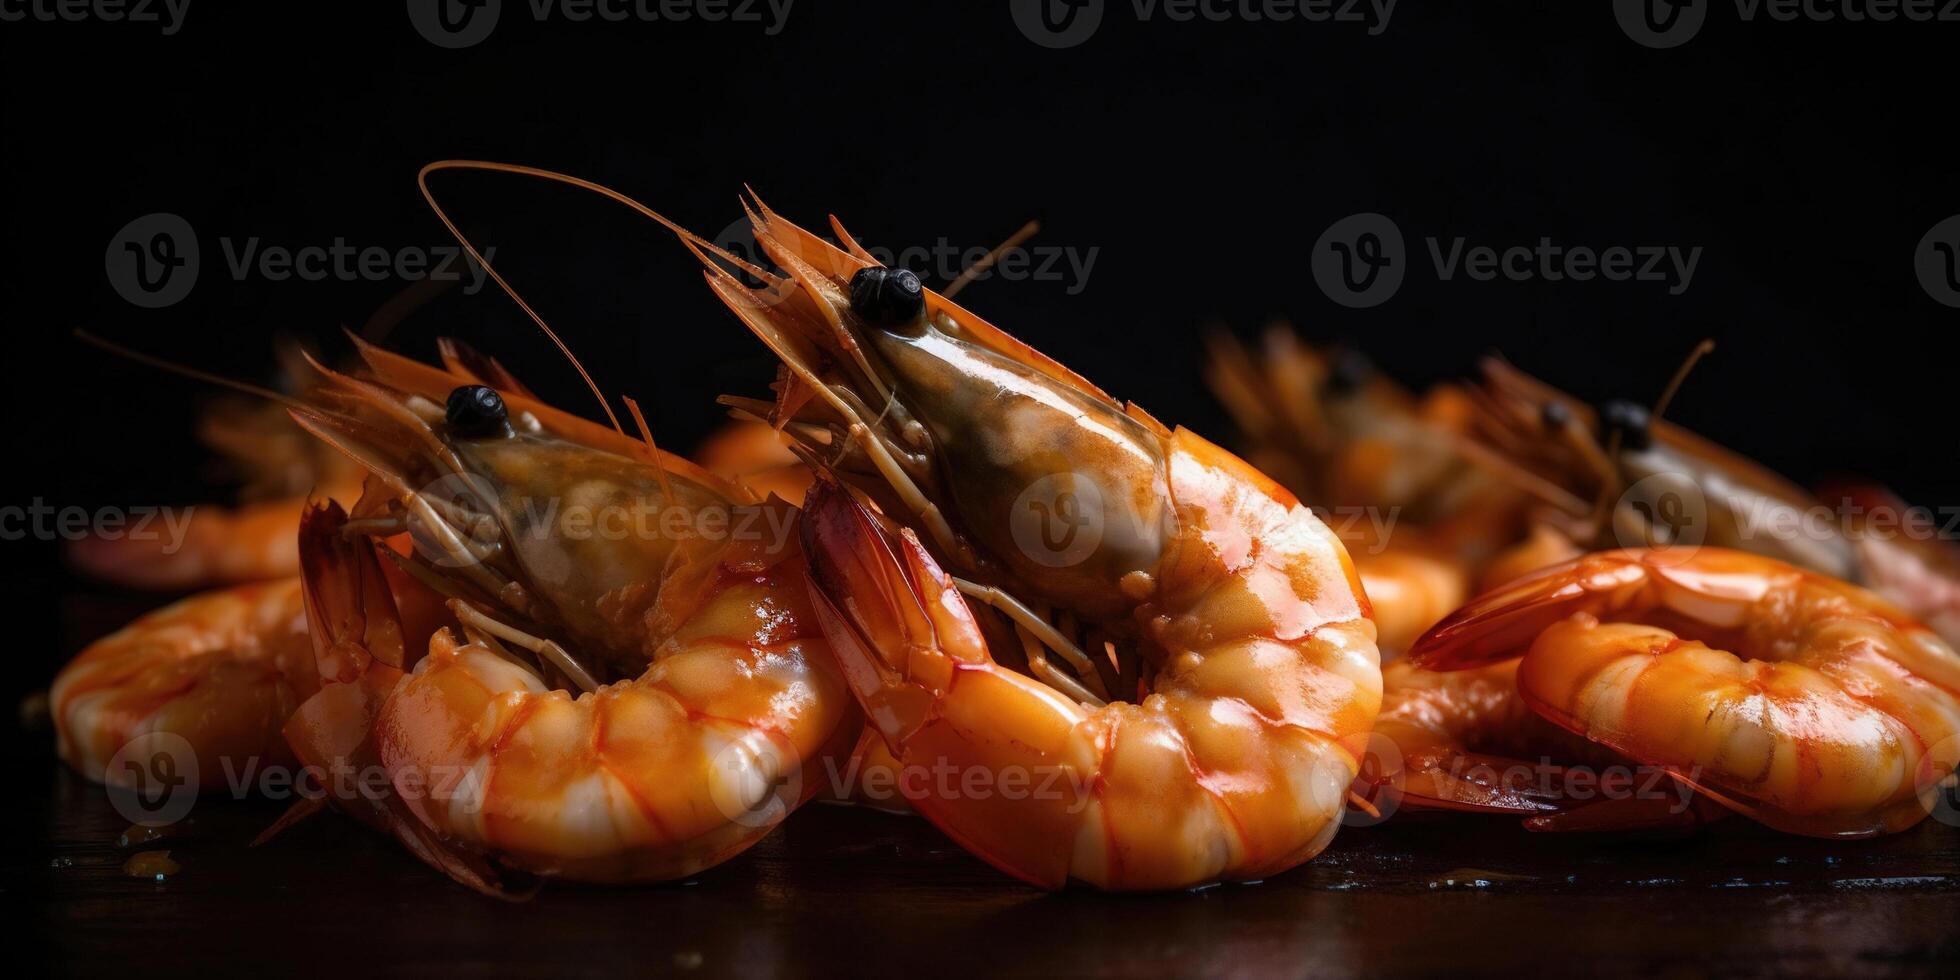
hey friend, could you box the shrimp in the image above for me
[684,202,1380,890]
[46,338,516,790]
[1206,327,1536,570]
[51,579,311,788]
[1207,328,1568,656]
[52,334,856,890]
[695,418,814,505]
[280,339,856,885]
[1357,536,1727,832]
[1408,547,1960,837]
[1472,352,1960,646]
[1354,547,1469,658]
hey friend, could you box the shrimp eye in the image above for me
[446,385,509,438]
[1599,399,1652,451]
[1539,400,1572,431]
[849,266,925,327]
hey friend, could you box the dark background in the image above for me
[8,0,1958,735]
[5,4,1958,958]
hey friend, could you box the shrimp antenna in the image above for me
[417,161,633,437]
[416,161,806,436]
[74,329,309,412]
[943,219,1041,299]
[1650,338,1715,424]
[620,395,677,503]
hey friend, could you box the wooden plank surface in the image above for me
[20,593,1960,978]
[25,751,1960,978]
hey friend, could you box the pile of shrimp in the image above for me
[46,167,1960,896]
[1209,328,1960,833]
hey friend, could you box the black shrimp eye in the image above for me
[1325,348,1374,396]
[849,266,925,327]
[1599,399,1653,451]
[1539,400,1573,431]
[446,385,509,438]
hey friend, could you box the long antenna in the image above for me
[74,329,308,411]
[1651,338,1715,423]
[943,220,1041,299]
[416,160,633,436]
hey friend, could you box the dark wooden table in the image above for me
[24,752,1960,978]
[20,593,1960,978]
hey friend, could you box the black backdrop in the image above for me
[3,2,1956,705]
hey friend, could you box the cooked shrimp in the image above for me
[1473,354,1960,645]
[1206,327,1534,568]
[56,331,857,890]
[51,579,312,788]
[1363,657,1729,831]
[283,341,856,884]
[1478,521,1583,595]
[1410,547,1960,837]
[694,418,814,505]
[680,202,1380,890]
[1355,546,1469,659]
[1360,539,1723,832]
